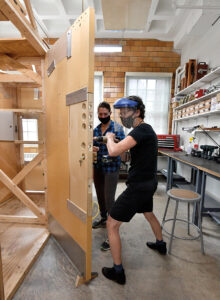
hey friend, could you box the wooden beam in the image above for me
[0,54,42,85]
[0,169,46,221]
[23,0,37,32]
[0,108,43,113]
[0,73,37,84]
[3,82,40,88]
[0,38,40,57]
[8,0,27,16]
[0,215,46,225]
[14,140,44,144]
[0,9,8,20]
[0,152,44,203]
[0,244,4,300]
[0,0,48,55]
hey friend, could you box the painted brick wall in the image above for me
[94,39,180,132]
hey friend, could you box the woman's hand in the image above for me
[106,132,115,141]
[93,146,99,152]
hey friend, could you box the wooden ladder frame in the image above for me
[0,244,4,300]
[0,152,47,225]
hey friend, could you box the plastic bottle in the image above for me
[186,137,194,155]
[187,143,192,155]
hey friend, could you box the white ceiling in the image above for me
[0,0,220,49]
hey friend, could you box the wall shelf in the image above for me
[175,66,220,96]
[194,128,220,132]
[175,89,220,111]
[174,110,220,121]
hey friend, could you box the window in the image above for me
[125,73,171,134]
[22,118,38,147]
[94,72,103,127]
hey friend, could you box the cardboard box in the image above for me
[198,101,205,108]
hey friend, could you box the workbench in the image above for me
[159,150,220,224]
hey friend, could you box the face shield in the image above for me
[113,98,138,132]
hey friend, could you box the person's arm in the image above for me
[106,133,137,156]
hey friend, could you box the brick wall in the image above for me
[94,39,181,132]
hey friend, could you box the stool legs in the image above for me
[162,197,170,228]
[197,202,205,254]
[168,200,179,254]
[187,202,190,235]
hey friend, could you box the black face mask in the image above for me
[120,115,135,129]
[99,115,110,124]
[120,116,133,128]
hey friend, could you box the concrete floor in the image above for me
[13,178,220,300]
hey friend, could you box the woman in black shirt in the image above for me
[102,96,166,285]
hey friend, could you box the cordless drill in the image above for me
[93,136,119,143]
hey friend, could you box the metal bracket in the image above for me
[67,30,72,59]
[47,60,56,77]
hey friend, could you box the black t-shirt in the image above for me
[127,123,157,185]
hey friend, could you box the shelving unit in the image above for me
[176,66,220,96]
[174,110,220,121]
[175,89,220,111]
[194,128,220,132]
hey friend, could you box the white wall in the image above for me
[175,21,220,202]
[181,19,220,68]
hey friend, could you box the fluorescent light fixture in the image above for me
[94,45,122,53]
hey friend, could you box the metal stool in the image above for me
[162,188,204,254]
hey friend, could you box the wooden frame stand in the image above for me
[75,272,98,287]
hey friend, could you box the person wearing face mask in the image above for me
[93,101,125,251]
[101,96,166,285]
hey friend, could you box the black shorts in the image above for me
[110,179,157,222]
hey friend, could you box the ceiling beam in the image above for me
[0,0,48,55]
[146,0,159,32]
[55,0,71,26]
[0,54,42,85]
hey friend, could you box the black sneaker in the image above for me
[146,241,167,255]
[102,267,126,285]
[92,218,106,229]
[100,239,110,251]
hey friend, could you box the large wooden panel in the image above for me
[45,8,95,281]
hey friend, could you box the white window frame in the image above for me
[94,71,103,127]
[22,118,39,148]
[125,72,172,134]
